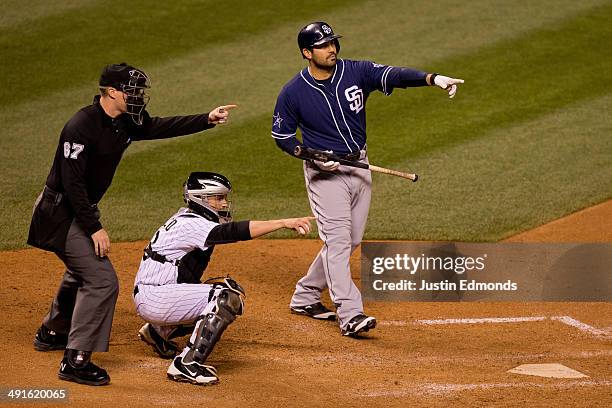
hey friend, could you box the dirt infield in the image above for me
[505,200,612,243]
[2,202,610,407]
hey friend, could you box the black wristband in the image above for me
[430,73,439,86]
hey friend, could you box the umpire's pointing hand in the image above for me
[434,75,464,99]
[208,104,238,124]
[91,228,111,258]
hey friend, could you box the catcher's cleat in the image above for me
[167,324,195,340]
[138,323,179,359]
[290,302,336,320]
[34,325,68,351]
[167,357,219,385]
[341,314,376,337]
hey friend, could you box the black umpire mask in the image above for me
[99,63,151,125]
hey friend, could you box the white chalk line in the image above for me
[357,380,612,397]
[551,316,611,337]
[416,316,548,325]
[308,350,612,366]
[381,316,611,338]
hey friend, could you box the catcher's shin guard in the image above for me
[184,283,244,364]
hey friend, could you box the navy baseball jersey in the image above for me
[271,59,426,156]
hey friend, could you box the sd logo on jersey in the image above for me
[345,85,364,114]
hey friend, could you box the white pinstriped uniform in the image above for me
[133,207,220,339]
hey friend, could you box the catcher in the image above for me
[133,171,314,385]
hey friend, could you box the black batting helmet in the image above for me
[297,22,341,58]
[183,172,233,223]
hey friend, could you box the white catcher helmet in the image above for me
[183,172,233,223]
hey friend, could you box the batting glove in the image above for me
[312,149,340,171]
[433,75,464,99]
[314,159,340,171]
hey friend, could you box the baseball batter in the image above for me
[271,22,464,336]
[28,63,236,386]
[133,172,314,385]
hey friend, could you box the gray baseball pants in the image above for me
[43,217,119,352]
[290,153,371,328]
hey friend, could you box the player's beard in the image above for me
[311,52,337,72]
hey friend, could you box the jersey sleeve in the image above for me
[151,214,217,259]
[179,217,217,252]
[129,111,215,141]
[205,221,251,245]
[358,60,396,95]
[357,60,427,95]
[271,87,301,155]
[60,121,102,235]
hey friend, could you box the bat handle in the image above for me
[368,164,418,182]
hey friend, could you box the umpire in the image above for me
[28,63,236,386]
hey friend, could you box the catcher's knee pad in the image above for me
[188,287,244,363]
[204,276,246,315]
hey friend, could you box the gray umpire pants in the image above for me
[43,218,119,352]
[291,152,371,329]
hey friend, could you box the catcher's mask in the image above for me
[99,63,151,125]
[183,172,233,223]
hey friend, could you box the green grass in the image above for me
[1,0,611,249]
[0,0,356,108]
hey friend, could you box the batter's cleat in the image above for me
[34,325,68,351]
[341,314,377,337]
[138,323,179,359]
[167,357,219,385]
[290,302,336,320]
[58,356,110,386]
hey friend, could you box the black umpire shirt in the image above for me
[30,95,214,251]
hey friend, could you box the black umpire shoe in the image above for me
[167,357,219,385]
[58,350,110,386]
[138,323,179,359]
[290,302,336,320]
[33,325,68,351]
[341,314,377,337]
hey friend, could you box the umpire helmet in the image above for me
[298,22,341,58]
[184,172,233,223]
[99,63,150,125]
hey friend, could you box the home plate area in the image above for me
[357,313,612,402]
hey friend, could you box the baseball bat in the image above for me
[294,146,418,182]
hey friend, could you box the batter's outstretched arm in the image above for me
[363,61,463,98]
[387,66,464,98]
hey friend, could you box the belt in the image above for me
[339,151,361,161]
[143,245,181,267]
[43,185,98,208]
[43,185,64,205]
[337,145,367,161]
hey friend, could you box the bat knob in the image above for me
[412,174,419,182]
